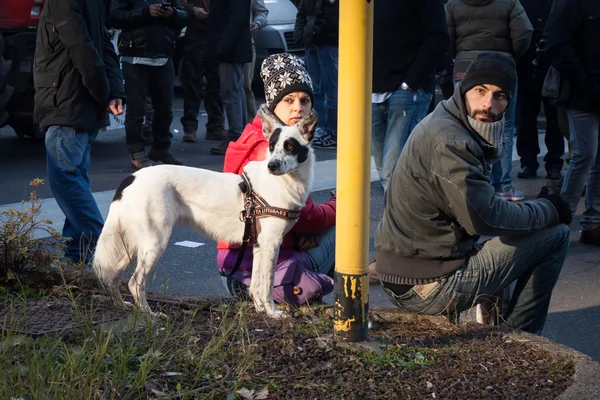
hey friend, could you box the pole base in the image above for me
[333,271,369,342]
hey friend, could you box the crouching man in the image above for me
[374,52,571,335]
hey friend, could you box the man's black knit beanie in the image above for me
[460,52,517,99]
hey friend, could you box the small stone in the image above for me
[426,381,434,389]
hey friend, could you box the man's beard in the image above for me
[466,104,502,123]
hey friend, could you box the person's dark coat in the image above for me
[206,0,252,64]
[372,0,450,94]
[33,0,125,133]
[544,0,600,113]
[110,0,188,58]
[294,0,339,48]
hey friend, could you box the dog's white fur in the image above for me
[93,108,317,318]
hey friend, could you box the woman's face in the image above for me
[273,91,312,126]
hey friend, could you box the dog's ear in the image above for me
[297,110,319,143]
[258,105,283,139]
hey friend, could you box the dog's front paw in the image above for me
[265,307,290,319]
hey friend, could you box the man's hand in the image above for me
[193,6,208,20]
[296,235,319,250]
[108,98,124,116]
[250,22,261,38]
[149,4,173,18]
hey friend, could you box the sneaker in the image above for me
[517,166,537,179]
[312,131,337,149]
[130,151,152,170]
[206,128,227,141]
[182,131,197,143]
[147,148,183,165]
[210,141,231,155]
[494,188,525,202]
[580,226,600,246]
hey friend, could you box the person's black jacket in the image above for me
[372,0,449,94]
[520,0,553,37]
[294,0,338,48]
[110,0,187,58]
[544,0,600,113]
[33,0,125,133]
[206,0,252,64]
[312,0,338,47]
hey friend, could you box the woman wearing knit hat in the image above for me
[216,53,337,303]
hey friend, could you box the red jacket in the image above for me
[217,115,337,250]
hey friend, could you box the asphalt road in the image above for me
[1,94,599,361]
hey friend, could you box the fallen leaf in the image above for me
[236,388,255,400]
[255,387,270,400]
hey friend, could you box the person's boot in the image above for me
[206,128,227,141]
[130,151,152,170]
[210,141,230,155]
[517,165,537,179]
[148,148,183,165]
[182,129,197,143]
[580,226,600,246]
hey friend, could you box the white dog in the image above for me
[92,108,318,318]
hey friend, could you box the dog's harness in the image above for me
[222,172,301,277]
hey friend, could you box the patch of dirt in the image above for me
[142,295,574,400]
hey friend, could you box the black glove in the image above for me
[537,193,573,225]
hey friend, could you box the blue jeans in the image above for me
[382,225,569,335]
[371,88,433,192]
[45,126,104,264]
[221,226,336,296]
[305,48,326,132]
[219,63,246,141]
[316,46,338,135]
[491,85,518,193]
[561,109,600,229]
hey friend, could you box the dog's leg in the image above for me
[249,237,288,319]
[128,248,167,319]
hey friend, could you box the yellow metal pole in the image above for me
[333,0,374,342]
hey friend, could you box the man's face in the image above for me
[464,84,509,123]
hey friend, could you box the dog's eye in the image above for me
[285,143,294,152]
[269,144,275,151]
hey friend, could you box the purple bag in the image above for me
[218,249,334,306]
[271,257,334,305]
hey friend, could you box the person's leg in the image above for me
[220,275,250,299]
[180,30,204,140]
[304,226,336,276]
[542,97,566,177]
[371,100,389,192]
[122,62,149,155]
[515,86,542,176]
[202,41,226,139]
[451,225,570,334]
[220,63,245,142]
[45,126,104,264]
[492,85,523,200]
[243,42,257,122]
[561,109,600,218]
[317,45,338,136]
[147,60,175,152]
[379,88,432,192]
[580,114,600,232]
[304,48,326,132]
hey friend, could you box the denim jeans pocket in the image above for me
[383,280,449,315]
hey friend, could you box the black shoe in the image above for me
[130,151,152,170]
[517,166,537,179]
[148,148,183,165]
[581,226,600,246]
[546,167,562,180]
[210,141,230,155]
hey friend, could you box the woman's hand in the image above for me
[296,234,319,250]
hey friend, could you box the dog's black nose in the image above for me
[267,161,280,172]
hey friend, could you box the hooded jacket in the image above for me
[374,85,560,285]
[446,0,533,78]
[216,113,337,251]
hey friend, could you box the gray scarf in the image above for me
[467,115,505,161]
